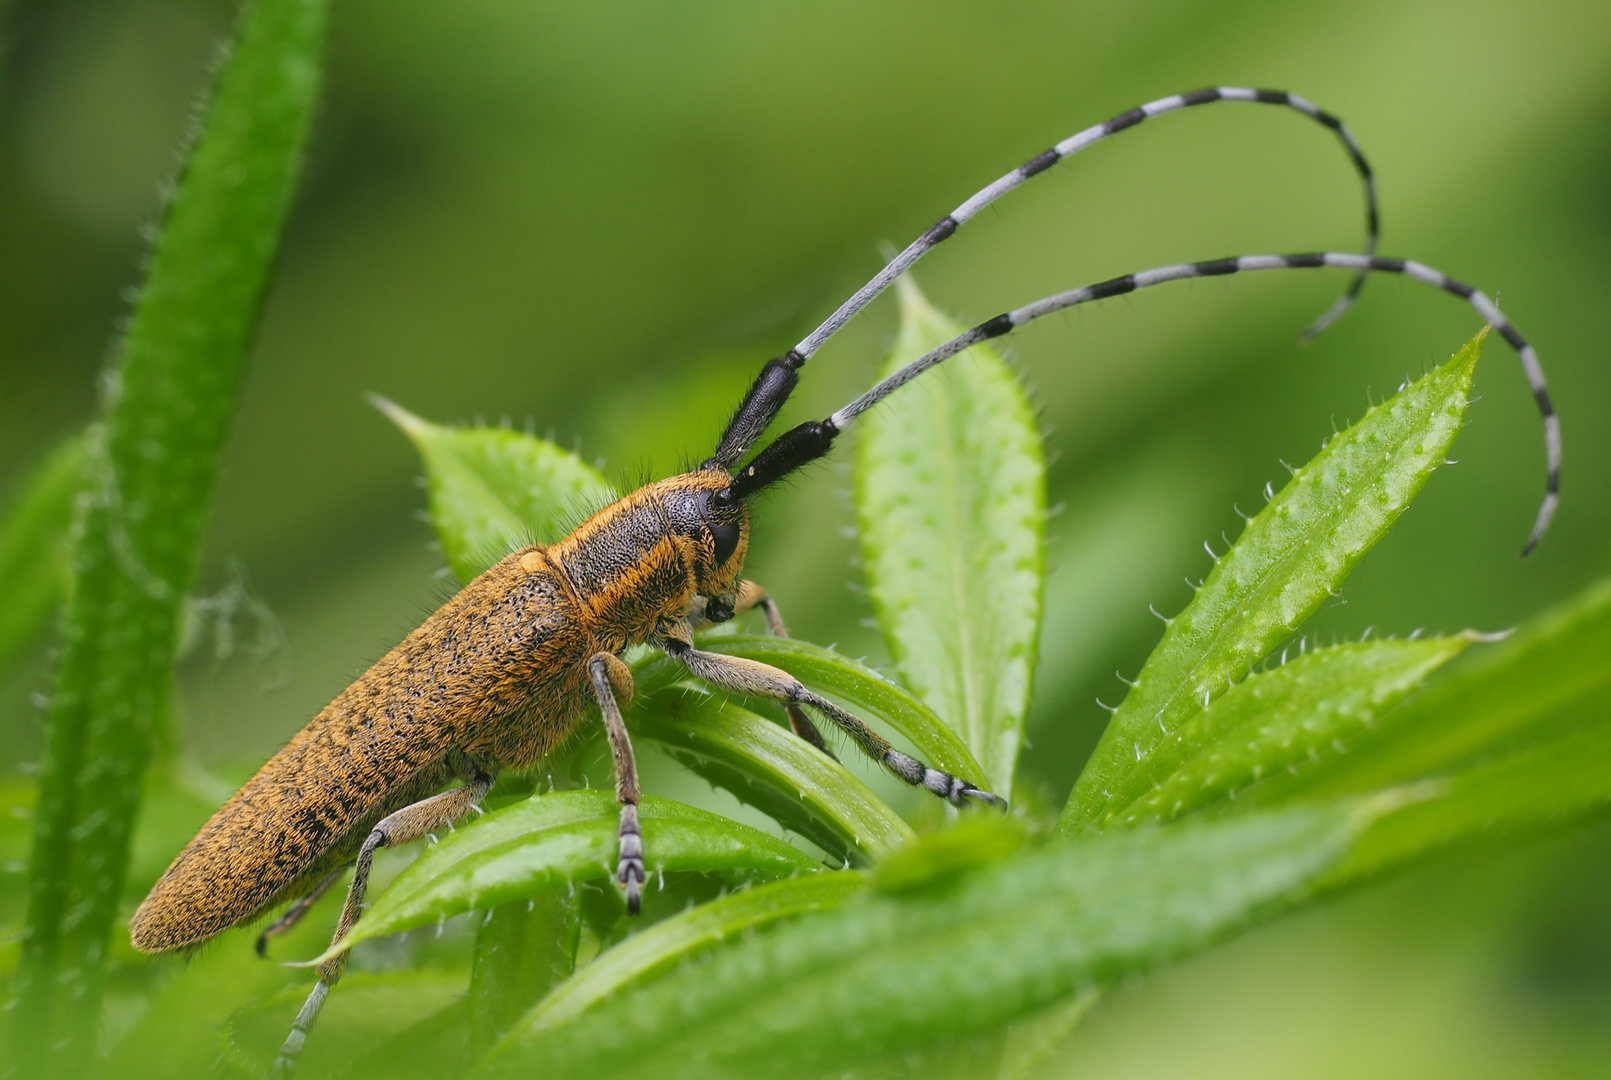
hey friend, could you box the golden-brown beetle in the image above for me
[128,85,1560,1075]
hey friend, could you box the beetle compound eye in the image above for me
[710,517,741,564]
[698,489,743,564]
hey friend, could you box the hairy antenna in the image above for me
[735,254,1557,556]
[707,87,1379,469]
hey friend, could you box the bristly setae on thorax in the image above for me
[127,86,1560,1075]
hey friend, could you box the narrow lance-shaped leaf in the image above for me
[312,790,822,961]
[482,652,1611,1080]
[17,0,329,1066]
[1062,331,1484,833]
[856,276,1046,797]
[0,435,85,670]
[1113,637,1469,826]
[470,892,581,1055]
[476,801,1373,1080]
[631,686,916,864]
[1328,723,1611,887]
[1244,575,1611,808]
[516,871,867,1036]
[377,398,617,580]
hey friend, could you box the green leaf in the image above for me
[481,712,1611,1080]
[474,801,1371,1080]
[631,685,916,864]
[315,790,822,961]
[856,276,1046,797]
[683,635,986,783]
[470,892,581,1055]
[872,815,1025,894]
[17,0,330,1064]
[515,872,867,1036]
[997,989,1103,1080]
[1244,575,1611,807]
[1062,330,1484,833]
[0,435,85,669]
[1330,724,1611,886]
[1111,637,1470,826]
[222,972,470,1080]
[375,396,616,580]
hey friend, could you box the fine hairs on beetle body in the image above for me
[126,86,1560,1074]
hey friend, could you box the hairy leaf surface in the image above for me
[317,791,821,960]
[477,803,1367,1080]
[856,277,1045,797]
[1063,331,1484,832]
[1246,576,1611,806]
[517,872,866,1035]
[378,398,616,579]
[18,0,331,1060]
[1114,637,1469,825]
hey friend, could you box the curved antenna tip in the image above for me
[1520,493,1559,558]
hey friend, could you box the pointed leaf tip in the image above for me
[1063,330,1484,832]
[856,275,1046,798]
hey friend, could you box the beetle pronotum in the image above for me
[127,87,1558,1074]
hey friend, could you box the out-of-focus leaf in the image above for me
[17,0,332,1063]
[316,790,821,961]
[1245,576,1611,806]
[1113,637,1469,826]
[1329,725,1611,886]
[221,971,469,1080]
[482,699,1611,1080]
[0,435,84,668]
[0,778,35,961]
[872,815,1025,894]
[475,801,1370,1080]
[517,872,867,1036]
[470,892,580,1055]
[856,276,1046,797]
[375,396,616,579]
[1063,331,1484,833]
[997,989,1103,1080]
[680,635,985,783]
[632,685,916,864]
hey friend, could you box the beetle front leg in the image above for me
[696,581,836,759]
[589,651,644,914]
[736,583,836,759]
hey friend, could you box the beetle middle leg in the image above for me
[272,758,494,1077]
[255,867,342,958]
[660,624,999,807]
[589,651,645,914]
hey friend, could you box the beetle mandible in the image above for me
[127,86,1559,1075]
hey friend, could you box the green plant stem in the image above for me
[0,434,86,670]
[13,0,328,1068]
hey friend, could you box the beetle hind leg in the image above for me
[271,759,494,1077]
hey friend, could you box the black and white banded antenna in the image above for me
[706,88,1377,471]
[797,87,1378,362]
[811,253,1555,555]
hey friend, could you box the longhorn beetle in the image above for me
[128,87,1559,1074]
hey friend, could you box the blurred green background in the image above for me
[2,0,1609,1075]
